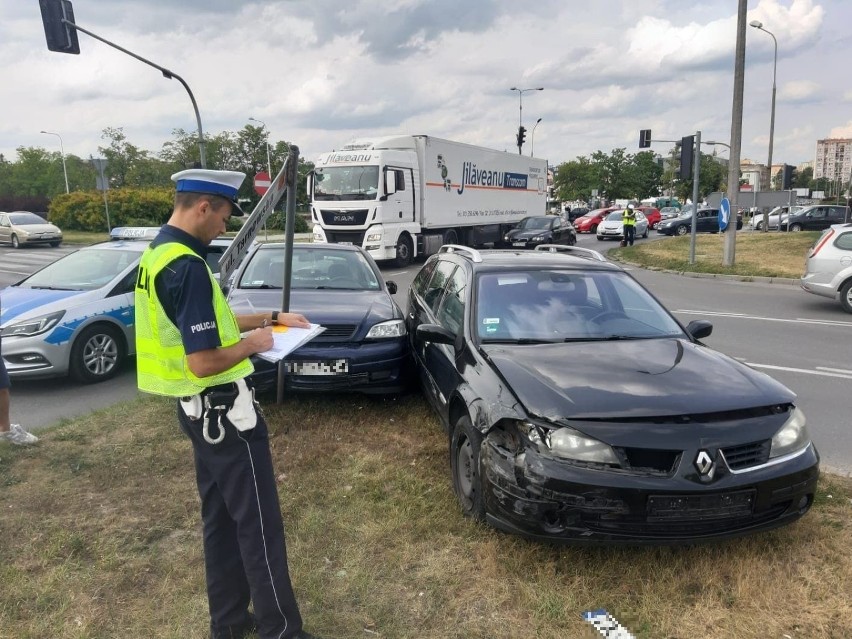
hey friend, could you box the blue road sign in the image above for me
[719,197,731,231]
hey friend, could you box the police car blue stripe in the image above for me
[0,288,83,324]
[43,305,133,345]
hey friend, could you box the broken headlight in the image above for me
[521,421,619,465]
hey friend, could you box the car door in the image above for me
[551,217,565,243]
[804,208,827,231]
[408,259,456,411]
[427,267,468,416]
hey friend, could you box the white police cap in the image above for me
[171,169,247,216]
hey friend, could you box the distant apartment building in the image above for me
[814,138,852,185]
[740,158,769,191]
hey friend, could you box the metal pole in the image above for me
[276,145,300,405]
[63,19,207,168]
[689,131,701,265]
[40,130,69,193]
[530,118,542,157]
[724,0,748,266]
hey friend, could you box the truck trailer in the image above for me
[308,135,548,266]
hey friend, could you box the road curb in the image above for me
[613,257,800,286]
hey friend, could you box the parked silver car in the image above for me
[0,211,63,248]
[800,223,852,313]
[596,210,648,241]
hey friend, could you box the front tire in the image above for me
[50,241,61,248]
[789,223,803,232]
[11,234,20,248]
[450,415,485,521]
[642,227,649,238]
[394,234,413,267]
[840,280,852,314]
[70,324,125,383]
[676,225,688,236]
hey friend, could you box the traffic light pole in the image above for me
[58,18,208,168]
[689,131,701,265]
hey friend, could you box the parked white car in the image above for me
[596,210,649,241]
[800,223,852,313]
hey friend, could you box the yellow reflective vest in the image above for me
[622,208,636,227]
[134,242,253,397]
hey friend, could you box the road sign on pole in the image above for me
[253,171,271,196]
[719,197,731,231]
[218,158,291,287]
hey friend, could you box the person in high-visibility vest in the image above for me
[622,203,637,246]
[134,168,320,639]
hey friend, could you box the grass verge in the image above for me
[611,231,819,279]
[1,393,850,639]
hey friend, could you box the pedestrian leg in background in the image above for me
[0,339,38,446]
[625,225,635,246]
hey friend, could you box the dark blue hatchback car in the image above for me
[226,242,410,394]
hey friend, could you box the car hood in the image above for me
[600,220,623,229]
[14,223,61,234]
[506,229,550,240]
[481,338,795,421]
[228,288,401,334]
[0,286,88,325]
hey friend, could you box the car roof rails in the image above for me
[534,244,608,262]
[438,244,483,263]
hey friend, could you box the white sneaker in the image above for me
[0,424,39,445]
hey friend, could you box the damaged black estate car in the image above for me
[406,244,819,543]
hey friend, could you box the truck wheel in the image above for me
[394,234,413,267]
[443,229,459,246]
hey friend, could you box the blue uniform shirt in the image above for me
[150,225,222,355]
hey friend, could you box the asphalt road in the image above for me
[2,235,850,475]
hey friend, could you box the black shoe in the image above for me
[210,613,257,639]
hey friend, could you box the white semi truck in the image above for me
[308,135,548,266]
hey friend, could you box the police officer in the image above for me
[622,203,637,247]
[134,169,319,639]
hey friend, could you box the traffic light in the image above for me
[639,129,651,148]
[679,135,694,180]
[517,125,527,148]
[781,164,795,190]
[39,0,80,55]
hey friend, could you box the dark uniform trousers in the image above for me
[623,224,635,246]
[178,395,303,639]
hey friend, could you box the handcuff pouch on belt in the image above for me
[181,379,258,445]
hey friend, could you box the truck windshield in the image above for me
[314,166,380,201]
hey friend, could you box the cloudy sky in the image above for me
[2,0,851,170]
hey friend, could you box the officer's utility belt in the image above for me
[180,379,257,444]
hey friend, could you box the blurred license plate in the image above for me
[647,490,755,520]
[339,241,353,246]
[285,360,348,375]
[512,242,526,247]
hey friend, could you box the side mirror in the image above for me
[416,323,455,346]
[306,171,314,199]
[384,169,397,196]
[386,280,398,294]
[686,319,713,341]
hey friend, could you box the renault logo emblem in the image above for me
[695,450,715,477]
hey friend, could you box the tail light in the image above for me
[808,229,835,257]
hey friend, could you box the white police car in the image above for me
[0,228,234,383]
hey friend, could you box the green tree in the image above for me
[626,151,663,198]
[674,153,725,201]
[794,166,813,189]
[553,156,598,201]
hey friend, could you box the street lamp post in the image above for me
[750,20,777,196]
[530,118,542,157]
[509,86,543,154]
[248,117,272,178]
[40,130,69,193]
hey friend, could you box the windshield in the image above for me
[606,211,623,221]
[314,166,379,201]
[239,247,381,291]
[476,270,685,343]
[10,213,49,225]
[21,248,139,291]
[517,217,553,230]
